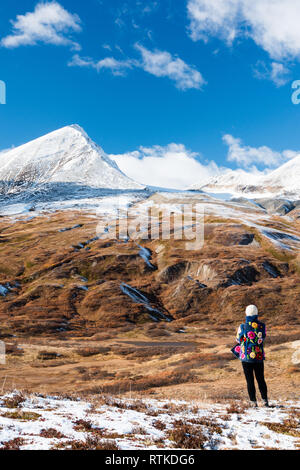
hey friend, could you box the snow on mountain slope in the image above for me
[261,154,300,194]
[190,169,264,194]
[0,125,143,194]
[190,154,300,199]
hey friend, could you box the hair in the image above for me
[245,305,258,316]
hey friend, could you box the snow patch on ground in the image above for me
[0,393,299,450]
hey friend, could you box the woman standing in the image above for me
[234,305,269,407]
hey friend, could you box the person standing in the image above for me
[234,305,269,407]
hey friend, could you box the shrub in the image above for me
[66,436,119,450]
[167,424,206,449]
[153,420,166,431]
[226,402,248,415]
[0,438,25,450]
[37,351,62,361]
[76,347,110,357]
[188,417,222,435]
[131,426,148,435]
[261,419,300,438]
[90,333,114,341]
[5,344,24,356]
[2,393,25,409]
[146,328,171,338]
[40,428,66,439]
[73,419,94,432]
[1,411,41,421]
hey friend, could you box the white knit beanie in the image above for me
[245,305,258,316]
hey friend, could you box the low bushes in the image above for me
[76,347,110,357]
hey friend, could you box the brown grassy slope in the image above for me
[0,211,299,333]
[0,210,299,400]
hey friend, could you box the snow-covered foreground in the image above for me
[0,393,299,450]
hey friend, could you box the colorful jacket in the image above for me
[235,315,266,363]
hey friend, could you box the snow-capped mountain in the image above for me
[260,154,300,195]
[0,125,143,195]
[190,154,300,199]
[190,169,263,194]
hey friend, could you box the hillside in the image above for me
[0,191,299,402]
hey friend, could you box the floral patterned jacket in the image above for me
[235,315,266,363]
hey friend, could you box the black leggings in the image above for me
[242,362,268,402]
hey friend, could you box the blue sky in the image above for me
[1,0,300,188]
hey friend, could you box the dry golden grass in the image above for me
[0,210,299,401]
[260,419,300,438]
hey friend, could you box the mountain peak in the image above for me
[32,124,93,145]
[0,125,144,194]
[54,124,90,139]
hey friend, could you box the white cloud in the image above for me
[1,2,81,50]
[110,136,299,189]
[135,44,206,90]
[253,61,291,87]
[69,45,205,90]
[187,0,300,83]
[102,44,112,52]
[68,54,136,76]
[188,0,240,44]
[223,134,299,168]
[242,0,300,62]
[110,143,219,189]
